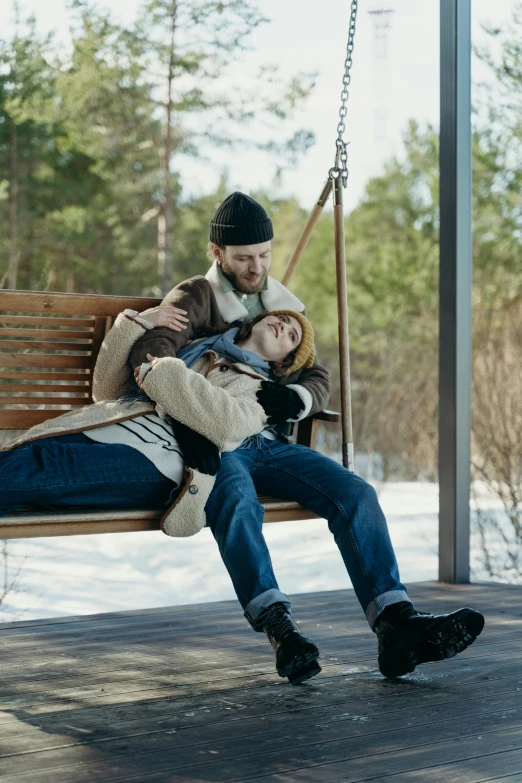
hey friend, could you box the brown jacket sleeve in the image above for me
[281,360,331,417]
[128,277,223,369]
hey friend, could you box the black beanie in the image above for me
[209,192,274,246]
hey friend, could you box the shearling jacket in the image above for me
[128,261,330,417]
[2,312,268,538]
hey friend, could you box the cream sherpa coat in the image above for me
[1,312,268,537]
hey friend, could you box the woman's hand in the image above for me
[134,353,159,388]
[137,305,189,332]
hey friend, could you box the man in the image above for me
[130,192,484,685]
[130,192,329,442]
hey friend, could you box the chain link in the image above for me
[329,0,358,188]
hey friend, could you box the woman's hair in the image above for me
[236,313,298,377]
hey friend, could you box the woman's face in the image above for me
[250,314,303,362]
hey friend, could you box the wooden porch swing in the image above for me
[0,1,358,540]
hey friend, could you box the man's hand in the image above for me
[256,381,305,426]
[137,305,189,332]
[171,419,221,476]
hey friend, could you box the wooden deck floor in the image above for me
[0,581,521,783]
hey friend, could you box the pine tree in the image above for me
[132,0,316,292]
[0,7,59,289]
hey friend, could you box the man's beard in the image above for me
[220,262,268,294]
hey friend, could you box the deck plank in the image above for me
[0,628,518,691]
[1,626,518,705]
[0,582,520,782]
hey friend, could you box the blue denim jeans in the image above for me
[0,433,176,513]
[205,434,409,631]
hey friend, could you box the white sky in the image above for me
[0,0,517,212]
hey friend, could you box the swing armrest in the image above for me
[296,409,340,449]
[311,409,340,423]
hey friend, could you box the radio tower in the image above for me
[368,8,395,150]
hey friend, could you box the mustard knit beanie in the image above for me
[269,310,315,374]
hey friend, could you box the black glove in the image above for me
[171,419,221,476]
[256,380,305,426]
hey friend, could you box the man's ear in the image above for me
[210,243,222,264]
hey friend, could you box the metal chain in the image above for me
[329,0,358,188]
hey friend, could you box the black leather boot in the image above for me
[260,602,321,685]
[376,601,485,678]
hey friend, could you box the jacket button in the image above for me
[189,484,198,495]
[219,365,228,372]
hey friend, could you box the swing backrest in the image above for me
[0,290,160,431]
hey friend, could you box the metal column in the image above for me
[438,0,472,583]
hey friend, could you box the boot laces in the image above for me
[262,604,297,639]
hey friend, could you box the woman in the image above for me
[0,306,314,540]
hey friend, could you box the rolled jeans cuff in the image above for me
[366,589,410,631]
[244,588,292,631]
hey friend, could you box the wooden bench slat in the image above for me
[0,354,92,368]
[0,315,95,327]
[314,409,341,422]
[0,290,161,316]
[0,501,319,539]
[0,340,92,351]
[0,328,94,339]
[0,383,91,393]
[0,371,91,381]
[0,500,308,524]
[0,396,88,405]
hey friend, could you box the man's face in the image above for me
[213,242,272,294]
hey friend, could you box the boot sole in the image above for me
[288,660,322,685]
[379,608,485,679]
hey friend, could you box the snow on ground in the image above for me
[0,480,508,623]
[0,482,441,622]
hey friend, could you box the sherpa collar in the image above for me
[205,261,305,324]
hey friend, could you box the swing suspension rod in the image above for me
[281,0,358,471]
